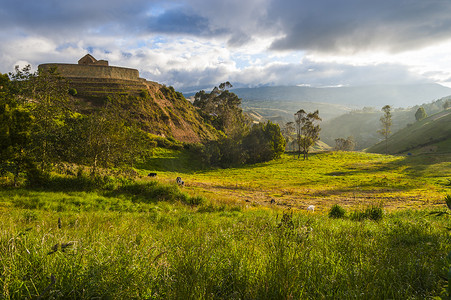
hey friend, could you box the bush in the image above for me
[365,206,384,221]
[139,90,148,98]
[350,205,384,221]
[329,204,346,218]
[445,194,451,210]
[68,88,77,96]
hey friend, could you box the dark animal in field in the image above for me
[148,173,157,177]
[270,198,276,204]
[176,177,185,186]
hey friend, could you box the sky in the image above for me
[2,0,451,92]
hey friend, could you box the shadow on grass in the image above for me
[21,175,204,206]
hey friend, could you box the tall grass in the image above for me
[0,199,449,299]
[1,151,450,298]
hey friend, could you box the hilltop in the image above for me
[40,55,219,143]
[366,109,451,155]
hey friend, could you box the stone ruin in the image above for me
[38,54,151,100]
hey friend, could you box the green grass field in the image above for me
[143,150,451,212]
[1,150,450,299]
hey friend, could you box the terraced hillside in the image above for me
[71,80,219,143]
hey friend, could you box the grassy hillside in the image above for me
[1,150,450,298]
[73,82,219,143]
[321,108,417,150]
[321,97,451,150]
[366,109,451,155]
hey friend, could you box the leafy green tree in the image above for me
[60,99,153,174]
[0,73,34,186]
[9,65,70,170]
[242,121,286,164]
[282,121,295,151]
[378,105,392,154]
[193,82,248,137]
[295,109,321,160]
[415,107,427,121]
[201,121,285,167]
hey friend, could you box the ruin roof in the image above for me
[78,54,97,65]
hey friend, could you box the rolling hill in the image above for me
[366,109,451,155]
[320,97,451,150]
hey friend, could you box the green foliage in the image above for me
[329,204,346,218]
[58,100,154,174]
[378,105,392,154]
[68,88,77,96]
[243,121,286,164]
[0,73,35,186]
[415,106,427,121]
[446,194,451,210]
[294,109,321,159]
[139,89,148,98]
[193,82,248,137]
[200,121,286,167]
[351,205,384,221]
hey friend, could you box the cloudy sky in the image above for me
[2,0,451,92]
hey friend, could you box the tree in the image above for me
[378,105,392,154]
[334,136,355,151]
[242,121,286,164]
[60,99,153,175]
[294,109,321,160]
[193,82,248,137]
[282,121,295,151]
[9,65,70,170]
[415,107,427,121]
[444,100,450,110]
[0,73,34,186]
[201,121,285,167]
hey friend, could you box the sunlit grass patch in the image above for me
[166,151,451,210]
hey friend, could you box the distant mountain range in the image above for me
[232,84,451,108]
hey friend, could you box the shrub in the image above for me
[329,204,346,218]
[445,194,451,210]
[68,88,77,96]
[350,205,384,221]
[139,90,148,98]
[365,206,384,221]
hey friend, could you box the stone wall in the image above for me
[38,63,140,81]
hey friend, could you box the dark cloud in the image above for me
[267,0,451,53]
[146,9,225,36]
[3,0,451,53]
[0,0,152,37]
